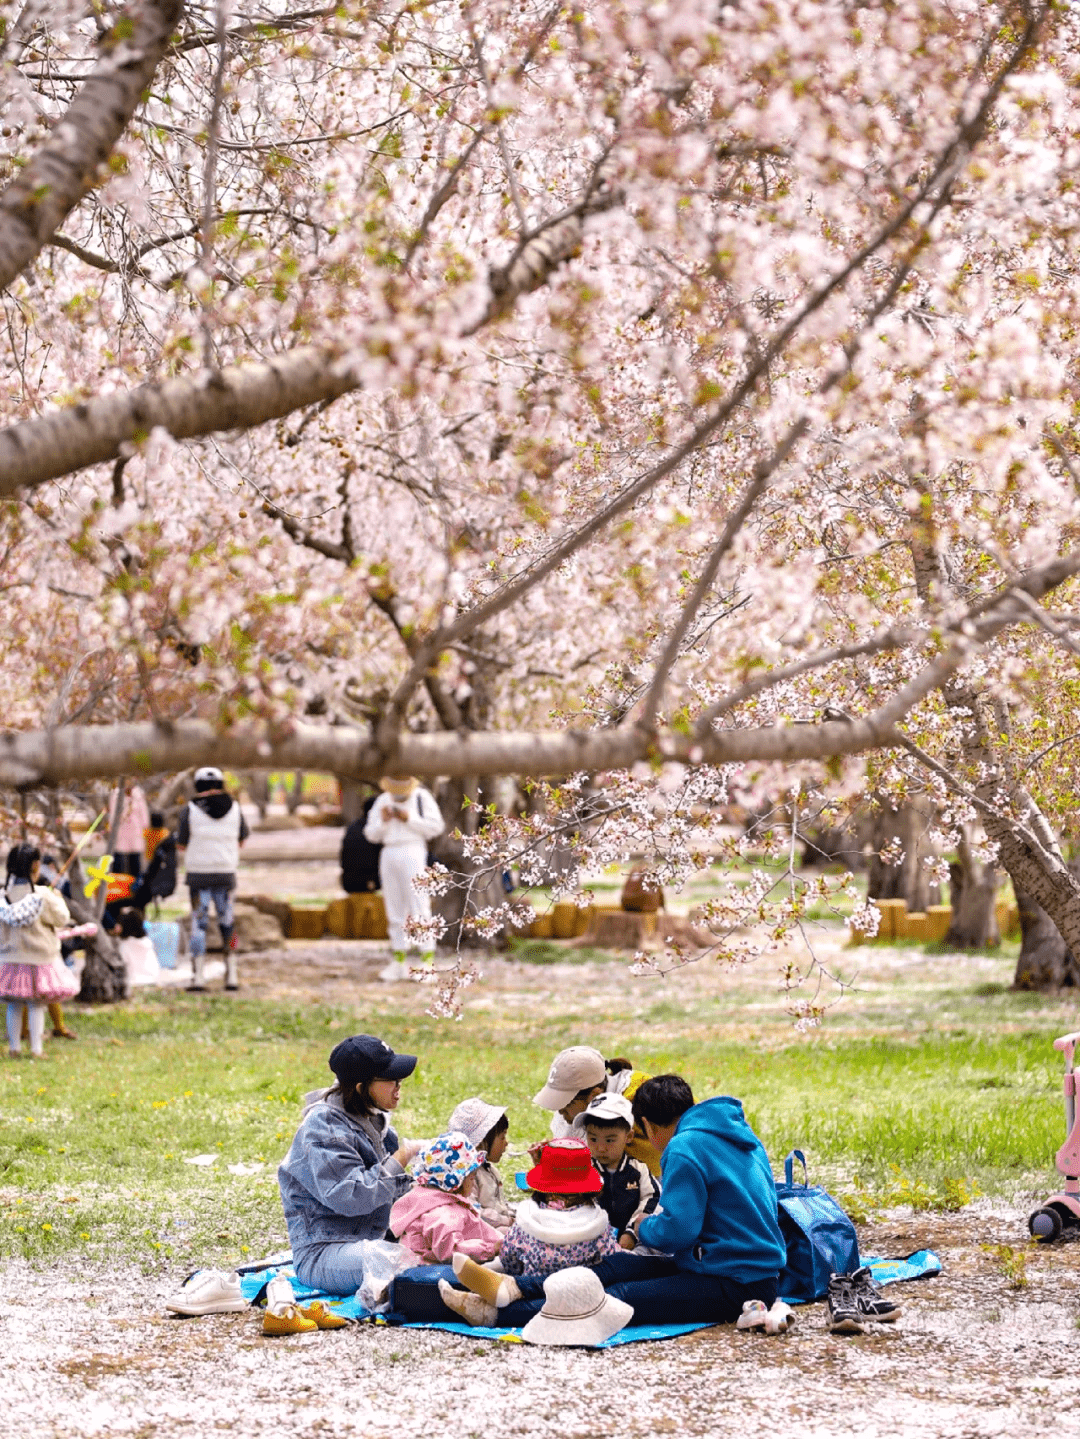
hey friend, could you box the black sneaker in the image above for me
[826,1273,865,1334]
[849,1266,902,1322]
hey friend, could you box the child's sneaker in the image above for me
[764,1299,795,1334]
[849,1266,902,1322]
[736,1299,769,1331]
[263,1304,318,1336]
[826,1273,865,1334]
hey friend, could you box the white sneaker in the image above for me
[165,1269,246,1316]
[379,960,409,982]
[765,1299,796,1334]
[736,1299,768,1331]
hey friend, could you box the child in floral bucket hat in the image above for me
[389,1131,504,1265]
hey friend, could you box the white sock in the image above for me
[27,1004,45,1057]
[265,1275,296,1315]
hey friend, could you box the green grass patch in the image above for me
[505,939,615,965]
[0,978,1070,1273]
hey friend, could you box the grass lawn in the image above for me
[1,937,1076,1276]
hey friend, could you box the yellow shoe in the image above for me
[263,1303,318,1336]
[300,1301,349,1330]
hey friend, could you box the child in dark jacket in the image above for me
[572,1092,660,1249]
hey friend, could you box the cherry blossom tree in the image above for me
[1,0,1080,1002]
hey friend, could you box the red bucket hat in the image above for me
[525,1138,602,1194]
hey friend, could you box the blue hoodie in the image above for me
[636,1097,786,1281]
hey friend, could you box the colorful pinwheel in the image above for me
[84,853,114,898]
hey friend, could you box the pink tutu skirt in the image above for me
[0,961,78,1003]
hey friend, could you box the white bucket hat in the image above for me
[533,1046,607,1110]
[571,1091,635,1131]
[521,1267,633,1348]
[448,1097,508,1149]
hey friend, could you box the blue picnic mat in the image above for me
[779,1248,943,1305]
[235,1248,941,1340]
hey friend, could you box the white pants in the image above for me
[379,842,432,954]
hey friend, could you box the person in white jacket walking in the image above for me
[363,776,443,982]
[176,767,249,992]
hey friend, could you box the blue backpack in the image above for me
[775,1149,860,1302]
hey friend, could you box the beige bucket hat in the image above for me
[521,1267,634,1348]
[448,1097,508,1149]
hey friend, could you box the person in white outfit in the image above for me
[363,776,444,981]
[176,766,249,992]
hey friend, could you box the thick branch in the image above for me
[0,346,355,497]
[0,0,183,293]
[0,712,901,788]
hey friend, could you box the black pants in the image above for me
[114,851,142,878]
[498,1253,778,1328]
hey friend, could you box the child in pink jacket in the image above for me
[389,1131,503,1264]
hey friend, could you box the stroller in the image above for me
[1028,1029,1080,1242]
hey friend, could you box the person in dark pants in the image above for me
[441,1073,786,1329]
[339,795,381,894]
[177,767,249,992]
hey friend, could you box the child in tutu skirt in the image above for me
[0,844,77,1058]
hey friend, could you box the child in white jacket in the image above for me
[363,776,444,981]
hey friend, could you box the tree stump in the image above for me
[580,906,657,949]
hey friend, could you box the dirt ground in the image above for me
[2,1204,1076,1439]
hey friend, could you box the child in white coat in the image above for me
[363,776,443,982]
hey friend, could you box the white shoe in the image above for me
[165,1269,246,1316]
[379,960,409,982]
[765,1299,795,1334]
[736,1299,768,1331]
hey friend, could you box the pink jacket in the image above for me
[112,786,150,853]
[389,1187,503,1264]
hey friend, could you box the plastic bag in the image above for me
[356,1240,418,1314]
[145,920,180,969]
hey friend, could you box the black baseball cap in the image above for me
[329,1034,417,1086]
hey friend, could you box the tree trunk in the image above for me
[66,861,128,1004]
[285,771,303,813]
[1013,860,1080,990]
[428,772,513,951]
[339,779,368,827]
[866,800,941,912]
[945,826,999,948]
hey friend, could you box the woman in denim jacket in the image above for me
[278,1034,423,1294]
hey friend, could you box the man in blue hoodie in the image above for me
[442,1073,786,1329]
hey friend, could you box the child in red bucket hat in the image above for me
[495,1138,619,1278]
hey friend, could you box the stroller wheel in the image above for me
[1029,1207,1063,1243]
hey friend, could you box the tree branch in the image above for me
[0,0,183,293]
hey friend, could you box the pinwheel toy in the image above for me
[84,854,114,898]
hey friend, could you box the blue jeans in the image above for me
[295,1239,398,1296]
[189,886,234,958]
[498,1252,779,1328]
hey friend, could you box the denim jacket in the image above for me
[278,1090,411,1259]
